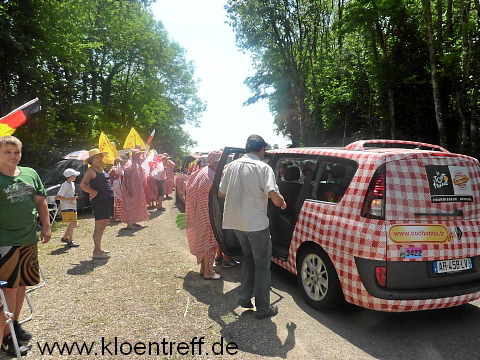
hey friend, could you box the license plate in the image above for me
[432,258,472,274]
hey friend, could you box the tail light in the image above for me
[361,164,386,219]
[375,267,387,287]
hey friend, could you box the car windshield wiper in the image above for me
[414,209,464,217]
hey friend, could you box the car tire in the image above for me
[296,245,344,310]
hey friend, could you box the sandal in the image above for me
[204,273,222,280]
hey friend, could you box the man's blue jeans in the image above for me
[234,228,272,316]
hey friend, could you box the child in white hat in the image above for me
[56,168,80,247]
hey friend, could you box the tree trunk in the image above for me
[423,0,447,147]
[389,89,396,139]
[457,0,471,153]
[436,0,443,55]
[447,0,453,41]
[471,0,480,155]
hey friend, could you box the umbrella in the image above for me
[63,150,89,160]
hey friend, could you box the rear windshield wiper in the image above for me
[414,210,464,217]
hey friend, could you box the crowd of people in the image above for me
[0,136,178,355]
[0,133,283,355]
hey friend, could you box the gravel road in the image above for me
[2,191,480,359]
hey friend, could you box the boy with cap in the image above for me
[56,168,80,247]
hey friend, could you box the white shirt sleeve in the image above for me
[219,166,231,194]
[264,166,279,194]
[57,182,68,197]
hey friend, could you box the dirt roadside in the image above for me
[1,194,303,359]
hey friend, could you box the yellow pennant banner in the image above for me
[123,127,145,150]
[99,131,118,165]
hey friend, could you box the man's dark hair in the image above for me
[245,134,268,153]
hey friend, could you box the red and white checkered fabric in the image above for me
[269,145,480,312]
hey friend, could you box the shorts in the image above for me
[0,243,40,289]
[61,209,77,222]
[155,179,165,198]
[91,197,114,220]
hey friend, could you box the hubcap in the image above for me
[301,253,328,301]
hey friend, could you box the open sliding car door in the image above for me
[209,147,245,256]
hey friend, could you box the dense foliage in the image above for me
[0,0,205,167]
[226,0,480,157]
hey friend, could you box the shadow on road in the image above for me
[67,258,109,275]
[48,245,71,255]
[270,263,480,359]
[182,271,296,358]
[116,226,148,237]
[174,200,185,214]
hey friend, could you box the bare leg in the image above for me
[2,288,16,337]
[200,259,205,275]
[13,286,25,322]
[93,219,109,255]
[65,221,76,241]
[203,255,215,278]
[203,250,218,278]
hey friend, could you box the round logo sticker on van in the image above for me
[453,170,469,190]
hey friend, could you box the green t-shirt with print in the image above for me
[0,166,46,246]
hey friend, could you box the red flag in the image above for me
[0,98,41,136]
[147,129,155,147]
[144,129,155,157]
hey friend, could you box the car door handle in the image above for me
[414,209,464,217]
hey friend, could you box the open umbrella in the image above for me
[63,150,89,160]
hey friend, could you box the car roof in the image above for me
[267,139,478,164]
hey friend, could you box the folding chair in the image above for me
[47,200,60,225]
[0,281,22,358]
[19,266,47,325]
[36,200,60,228]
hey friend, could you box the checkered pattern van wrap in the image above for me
[269,146,480,312]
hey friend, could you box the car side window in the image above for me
[312,158,357,203]
[274,157,317,185]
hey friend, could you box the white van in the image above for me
[209,140,480,312]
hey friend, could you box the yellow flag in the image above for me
[123,127,146,149]
[0,123,15,137]
[99,131,118,165]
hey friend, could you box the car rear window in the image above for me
[385,156,480,220]
[42,159,84,185]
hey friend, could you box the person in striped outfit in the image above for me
[109,156,126,222]
[121,149,149,229]
[186,151,222,280]
[163,154,176,199]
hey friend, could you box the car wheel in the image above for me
[296,245,344,310]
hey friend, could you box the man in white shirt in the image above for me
[219,134,286,319]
